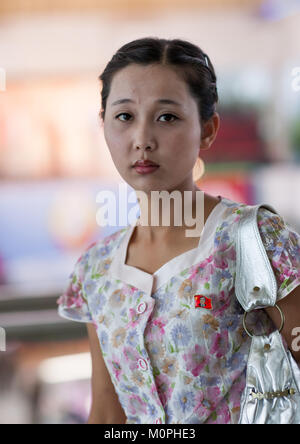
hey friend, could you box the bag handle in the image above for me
[235,202,279,312]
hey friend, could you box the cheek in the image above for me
[164,132,198,163]
[108,146,128,172]
[104,129,127,164]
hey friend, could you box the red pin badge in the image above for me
[194,294,212,310]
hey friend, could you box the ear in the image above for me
[200,112,220,150]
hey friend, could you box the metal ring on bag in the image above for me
[243,304,285,338]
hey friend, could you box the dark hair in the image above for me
[98,37,218,124]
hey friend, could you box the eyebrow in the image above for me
[111,98,182,107]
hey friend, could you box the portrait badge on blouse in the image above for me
[194,294,212,310]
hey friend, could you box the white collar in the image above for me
[109,196,224,295]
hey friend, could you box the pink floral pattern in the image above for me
[57,197,300,424]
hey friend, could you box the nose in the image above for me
[134,119,156,152]
[135,143,153,151]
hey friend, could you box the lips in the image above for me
[133,160,159,167]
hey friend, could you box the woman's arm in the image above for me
[86,323,127,424]
[265,285,300,363]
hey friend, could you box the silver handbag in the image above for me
[235,202,300,424]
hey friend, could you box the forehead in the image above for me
[107,64,191,106]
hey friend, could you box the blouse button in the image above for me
[137,302,147,314]
[138,358,148,371]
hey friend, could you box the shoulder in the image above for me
[218,196,248,214]
[257,206,300,249]
[215,196,249,229]
[256,206,300,300]
[76,226,129,274]
[56,226,129,319]
[257,206,285,230]
[213,198,297,249]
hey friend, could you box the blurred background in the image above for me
[0,0,300,424]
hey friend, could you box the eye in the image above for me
[158,114,178,122]
[115,113,131,122]
[115,113,178,123]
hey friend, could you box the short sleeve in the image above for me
[257,207,300,302]
[56,248,94,323]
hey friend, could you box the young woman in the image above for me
[57,37,300,424]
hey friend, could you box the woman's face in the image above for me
[103,63,211,194]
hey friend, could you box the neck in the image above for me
[135,184,206,243]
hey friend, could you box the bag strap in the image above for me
[235,202,280,312]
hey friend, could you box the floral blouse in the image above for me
[56,195,300,424]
